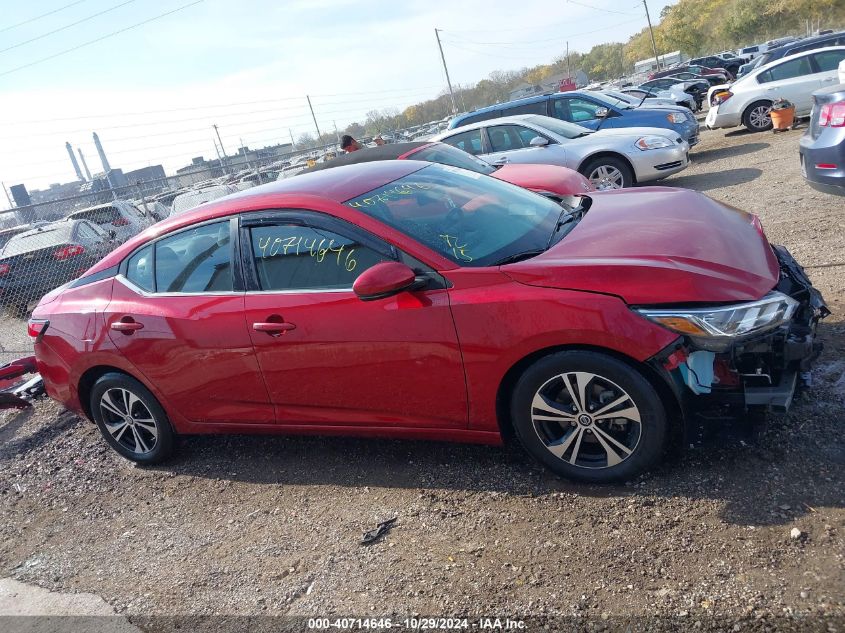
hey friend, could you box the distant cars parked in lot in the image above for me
[799,83,845,196]
[639,77,709,109]
[1,220,118,315]
[706,47,845,132]
[305,140,595,197]
[434,114,689,190]
[448,91,699,147]
[649,64,729,83]
[30,161,827,482]
[64,201,153,243]
[687,55,740,77]
[604,89,695,111]
[170,184,238,216]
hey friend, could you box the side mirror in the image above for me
[353,261,418,301]
[595,107,610,119]
[529,136,549,147]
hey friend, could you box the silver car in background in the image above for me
[432,114,689,190]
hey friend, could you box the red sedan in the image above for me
[306,140,594,198]
[29,161,826,482]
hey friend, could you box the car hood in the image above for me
[502,187,780,305]
[491,163,595,194]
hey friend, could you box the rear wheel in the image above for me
[510,351,667,483]
[742,100,773,132]
[90,372,174,464]
[580,156,633,190]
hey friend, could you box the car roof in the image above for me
[450,94,551,127]
[304,142,431,172]
[439,113,541,133]
[752,45,845,75]
[764,31,845,60]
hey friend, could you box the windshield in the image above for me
[594,91,635,107]
[3,225,73,256]
[411,143,496,175]
[344,164,567,267]
[523,115,592,139]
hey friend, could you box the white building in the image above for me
[633,50,688,74]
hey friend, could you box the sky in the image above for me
[0,0,676,203]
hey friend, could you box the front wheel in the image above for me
[742,101,772,132]
[90,372,175,464]
[510,351,667,483]
[580,156,633,190]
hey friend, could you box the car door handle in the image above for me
[253,321,296,335]
[111,319,144,333]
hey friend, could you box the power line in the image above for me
[566,0,637,16]
[0,0,88,34]
[0,0,204,78]
[0,0,137,55]
[0,86,442,126]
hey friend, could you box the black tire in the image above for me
[580,156,633,190]
[90,372,175,464]
[742,100,773,132]
[510,351,667,483]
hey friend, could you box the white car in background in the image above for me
[706,46,845,132]
[840,58,845,83]
[432,114,689,190]
[64,200,153,243]
[170,184,238,216]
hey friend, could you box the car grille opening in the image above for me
[654,161,683,171]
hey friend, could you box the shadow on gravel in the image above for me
[666,167,762,191]
[0,409,81,461]
[691,142,770,164]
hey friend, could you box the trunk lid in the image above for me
[502,187,780,305]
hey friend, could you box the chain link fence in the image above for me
[0,143,342,363]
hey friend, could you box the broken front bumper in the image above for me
[653,245,829,415]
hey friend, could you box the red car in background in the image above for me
[29,161,826,482]
[307,141,594,199]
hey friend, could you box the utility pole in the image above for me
[1,181,13,209]
[306,96,322,140]
[434,28,458,116]
[333,120,340,145]
[643,0,661,70]
[566,41,571,80]
[213,124,230,174]
[212,138,228,175]
[289,129,297,150]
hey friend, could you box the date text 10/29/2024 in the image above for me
[307,618,527,630]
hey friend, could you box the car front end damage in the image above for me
[641,245,829,429]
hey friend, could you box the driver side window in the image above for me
[248,224,389,291]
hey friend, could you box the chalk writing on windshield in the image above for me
[347,182,434,208]
[256,235,357,271]
[439,234,472,262]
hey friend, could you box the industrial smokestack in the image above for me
[65,142,85,182]
[92,132,111,173]
[77,148,93,181]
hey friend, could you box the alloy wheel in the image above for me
[530,371,642,469]
[749,105,771,130]
[588,165,625,190]
[99,387,158,455]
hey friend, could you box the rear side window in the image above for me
[441,129,483,155]
[812,49,845,72]
[757,56,813,83]
[126,245,153,292]
[154,221,232,293]
[500,100,547,116]
[249,224,388,291]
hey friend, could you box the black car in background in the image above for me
[800,83,845,196]
[0,219,118,315]
[687,55,740,77]
[739,31,845,77]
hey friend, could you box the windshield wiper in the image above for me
[493,249,546,266]
[547,197,592,248]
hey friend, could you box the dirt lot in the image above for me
[0,124,843,632]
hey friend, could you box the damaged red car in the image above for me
[29,161,827,482]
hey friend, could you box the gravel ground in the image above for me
[0,123,843,632]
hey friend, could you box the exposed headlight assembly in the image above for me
[666,112,687,124]
[635,135,674,150]
[636,291,798,351]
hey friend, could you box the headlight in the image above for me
[635,135,674,150]
[667,112,686,123]
[636,291,798,350]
